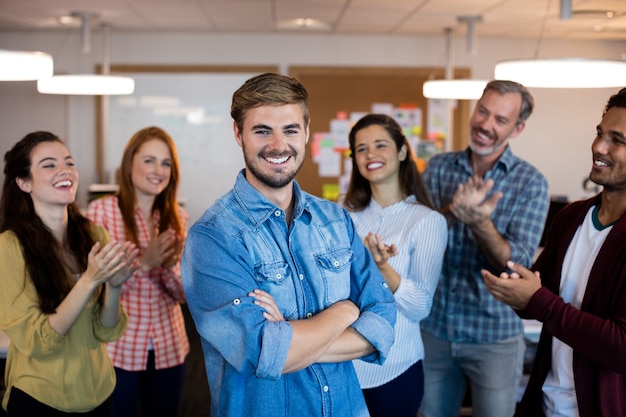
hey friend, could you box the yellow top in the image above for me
[0,226,128,412]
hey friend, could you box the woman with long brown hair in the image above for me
[87,126,189,417]
[0,131,137,416]
[343,114,447,417]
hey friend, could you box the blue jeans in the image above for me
[420,331,525,417]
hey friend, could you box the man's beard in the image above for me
[243,147,303,189]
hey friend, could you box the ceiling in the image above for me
[1,0,626,41]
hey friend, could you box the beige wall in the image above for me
[1,30,624,212]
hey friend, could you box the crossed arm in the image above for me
[251,289,374,373]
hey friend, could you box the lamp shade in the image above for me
[37,74,135,95]
[494,59,626,88]
[423,79,488,100]
[0,49,54,81]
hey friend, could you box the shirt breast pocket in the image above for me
[314,248,353,306]
[254,261,298,319]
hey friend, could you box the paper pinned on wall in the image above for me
[329,118,351,150]
[427,98,450,140]
[322,183,341,202]
[311,132,324,162]
[339,157,353,195]
[371,102,394,116]
[318,145,341,177]
[350,111,367,124]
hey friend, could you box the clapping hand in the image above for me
[481,261,542,310]
[108,242,140,287]
[450,176,502,226]
[84,241,138,288]
[162,230,185,270]
[141,228,179,272]
[363,232,398,267]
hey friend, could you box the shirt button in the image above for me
[382,282,389,288]
[306,313,313,318]
[323,386,329,392]
[274,210,281,216]
[233,298,241,305]
[299,274,304,281]
[276,273,282,279]
[333,260,340,267]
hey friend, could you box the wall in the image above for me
[1,30,625,215]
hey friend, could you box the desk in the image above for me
[520,320,542,401]
[523,319,542,344]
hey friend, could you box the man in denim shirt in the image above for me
[182,73,396,417]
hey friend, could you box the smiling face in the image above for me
[16,141,78,212]
[234,103,309,194]
[353,124,406,187]
[131,138,172,199]
[589,106,626,192]
[469,89,525,158]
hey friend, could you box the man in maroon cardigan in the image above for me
[481,87,626,417]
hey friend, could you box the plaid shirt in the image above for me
[422,147,549,343]
[86,196,190,370]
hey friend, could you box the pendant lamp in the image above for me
[494,58,626,89]
[422,18,488,101]
[423,79,487,100]
[493,0,626,88]
[0,49,53,81]
[37,13,134,95]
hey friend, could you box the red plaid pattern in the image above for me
[86,196,190,370]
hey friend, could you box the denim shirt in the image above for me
[182,170,396,417]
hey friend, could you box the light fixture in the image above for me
[422,19,487,101]
[494,59,626,88]
[0,49,53,81]
[38,74,134,95]
[276,18,330,31]
[457,15,482,57]
[493,0,626,89]
[560,0,572,20]
[37,12,134,95]
[423,79,487,100]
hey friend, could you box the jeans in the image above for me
[420,331,525,417]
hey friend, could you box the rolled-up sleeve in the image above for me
[182,221,293,380]
[504,173,549,267]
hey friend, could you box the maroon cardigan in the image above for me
[515,194,626,417]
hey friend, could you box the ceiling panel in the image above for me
[0,0,625,40]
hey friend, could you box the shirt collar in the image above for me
[232,169,309,226]
[456,145,515,175]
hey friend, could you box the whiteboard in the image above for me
[106,72,258,225]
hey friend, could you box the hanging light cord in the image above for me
[534,0,552,59]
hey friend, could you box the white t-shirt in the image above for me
[542,205,613,417]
